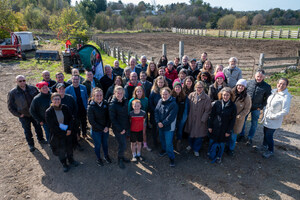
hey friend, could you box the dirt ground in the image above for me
[0,34,300,200]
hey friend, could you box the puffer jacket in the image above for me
[30,92,51,123]
[154,96,178,132]
[262,89,292,129]
[165,68,178,82]
[87,100,110,132]
[247,80,272,111]
[109,97,130,133]
[7,85,39,117]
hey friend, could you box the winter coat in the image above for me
[65,84,88,109]
[140,80,152,98]
[187,67,200,81]
[176,96,189,122]
[105,84,115,101]
[185,91,212,138]
[165,68,178,82]
[45,105,73,155]
[247,80,272,111]
[100,75,115,95]
[154,96,178,132]
[109,97,130,133]
[262,89,292,129]
[30,92,51,124]
[43,79,56,89]
[87,100,110,132]
[232,93,252,133]
[149,91,162,112]
[113,67,124,77]
[146,72,157,83]
[82,78,103,98]
[208,83,226,102]
[128,97,148,113]
[176,63,190,73]
[223,66,242,88]
[7,85,39,117]
[61,94,78,118]
[208,100,237,143]
[124,82,142,100]
[137,63,148,72]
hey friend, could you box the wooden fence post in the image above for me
[255,30,258,38]
[248,31,251,38]
[297,49,300,66]
[113,47,116,58]
[279,29,282,38]
[179,41,184,62]
[218,30,220,37]
[122,51,125,63]
[242,31,245,38]
[288,29,291,39]
[117,47,120,60]
[270,30,273,38]
[262,30,265,38]
[197,29,199,35]
[259,53,265,69]
[230,30,232,37]
[162,44,167,56]
[127,50,131,65]
[224,30,226,37]
[297,28,300,39]
[201,29,203,36]
[235,30,238,38]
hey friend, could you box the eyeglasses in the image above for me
[18,80,26,82]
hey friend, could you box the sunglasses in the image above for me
[18,80,26,82]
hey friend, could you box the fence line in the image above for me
[171,27,300,39]
[259,50,300,70]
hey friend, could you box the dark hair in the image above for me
[232,86,248,102]
[183,76,195,95]
[157,55,168,68]
[256,69,265,75]
[197,71,212,83]
[171,83,186,102]
[279,77,289,86]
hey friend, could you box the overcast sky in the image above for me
[72,0,299,11]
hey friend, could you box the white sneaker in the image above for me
[186,146,192,151]
[194,151,199,157]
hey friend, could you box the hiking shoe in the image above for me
[227,150,234,157]
[131,157,137,162]
[97,159,104,166]
[104,155,112,164]
[186,146,192,151]
[262,151,274,159]
[254,145,268,152]
[137,155,145,161]
[38,139,48,144]
[216,157,222,164]
[169,159,175,167]
[237,135,245,142]
[194,151,200,157]
[29,145,35,152]
[159,150,167,157]
[246,139,253,146]
[118,159,125,169]
[63,164,70,172]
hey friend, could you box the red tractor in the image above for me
[0,27,26,60]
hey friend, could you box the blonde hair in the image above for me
[91,87,103,101]
[218,87,233,101]
[151,76,168,93]
[133,86,145,99]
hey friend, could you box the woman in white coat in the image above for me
[260,78,292,158]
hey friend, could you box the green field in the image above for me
[251,25,300,31]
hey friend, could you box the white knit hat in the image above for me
[236,79,247,87]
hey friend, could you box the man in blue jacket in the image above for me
[66,75,88,139]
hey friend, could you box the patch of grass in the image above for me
[252,25,300,31]
[265,69,300,96]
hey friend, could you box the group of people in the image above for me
[7,53,292,171]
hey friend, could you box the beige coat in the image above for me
[185,91,212,138]
[233,94,252,133]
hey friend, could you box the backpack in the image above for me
[208,142,221,163]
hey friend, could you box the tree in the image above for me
[93,12,109,30]
[78,0,97,26]
[23,4,50,29]
[233,16,248,30]
[93,0,107,13]
[217,14,236,29]
[252,14,265,26]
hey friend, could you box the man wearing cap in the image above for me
[237,70,271,145]
[165,61,178,82]
[187,58,200,80]
[65,75,88,139]
[42,70,56,89]
[137,55,148,72]
[8,75,46,152]
[51,72,70,93]
[223,57,243,88]
[30,81,51,143]
[82,70,103,98]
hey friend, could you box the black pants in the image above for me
[77,110,87,136]
[150,111,158,147]
[19,116,44,146]
[58,135,74,164]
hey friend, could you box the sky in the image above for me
[72,0,299,11]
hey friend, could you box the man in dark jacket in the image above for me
[30,81,51,143]
[139,71,152,98]
[124,72,142,99]
[196,52,207,69]
[100,65,115,95]
[237,70,272,145]
[158,67,173,89]
[82,70,103,97]
[51,72,70,93]
[177,55,190,73]
[187,58,200,80]
[112,60,124,77]
[42,70,56,89]
[7,75,46,152]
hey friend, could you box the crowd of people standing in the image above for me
[7,53,292,171]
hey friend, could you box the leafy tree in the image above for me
[93,0,107,13]
[233,16,248,30]
[217,14,236,29]
[252,13,265,26]
[78,0,97,26]
[23,4,50,29]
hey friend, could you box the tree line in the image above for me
[1,0,300,39]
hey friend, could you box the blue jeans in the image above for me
[240,110,260,139]
[263,127,276,152]
[228,133,238,151]
[113,131,126,159]
[159,129,175,159]
[188,137,203,152]
[91,130,109,159]
[176,111,188,140]
[209,139,225,159]
[43,123,50,142]
[19,116,44,146]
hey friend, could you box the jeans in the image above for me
[113,131,126,159]
[209,139,225,159]
[228,133,238,151]
[188,137,203,152]
[263,127,276,152]
[19,116,44,146]
[159,129,175,159]
[240,110,260,139]
[43,123,50,142]
[176,111,188,141]
[91,130,109,159]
